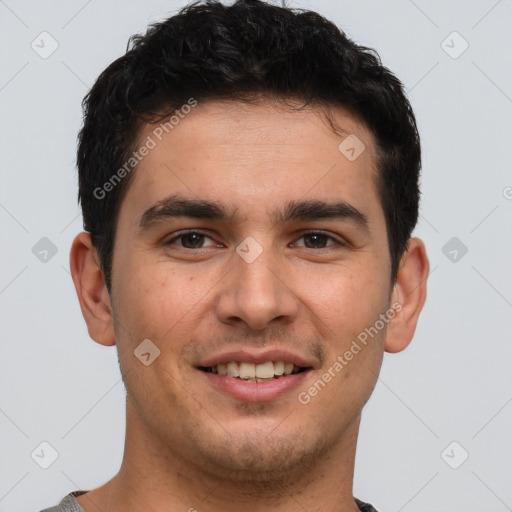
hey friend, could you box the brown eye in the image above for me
[303,233,329,248]
[293,231,340,249]
[179,232,205,248]
[166,231,217,249]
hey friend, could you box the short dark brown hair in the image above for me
[77,0,422,293]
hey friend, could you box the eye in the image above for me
[292,231,343,249]
[165,230,345,250]
[165,230,219,249]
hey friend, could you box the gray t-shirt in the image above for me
[39,491,88,511]
[39,490,380,511]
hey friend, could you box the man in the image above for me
[40,0,429,510]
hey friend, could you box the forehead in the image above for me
[120,99,382,226]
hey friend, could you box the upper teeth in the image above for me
[213,361,298,379]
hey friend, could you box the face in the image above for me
[108,100,393,479]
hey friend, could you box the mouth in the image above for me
[198,360,311,383]
[196,349,316,402]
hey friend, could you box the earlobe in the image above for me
[384,237,429,354]
[69,231,116,347]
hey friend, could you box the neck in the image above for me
[76,401,362,512]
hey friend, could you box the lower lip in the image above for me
[199,370,310,402]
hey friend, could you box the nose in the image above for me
[215,243,299,331]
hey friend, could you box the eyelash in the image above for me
[164,230,345,250]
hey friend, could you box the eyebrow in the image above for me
[138,194,370,234]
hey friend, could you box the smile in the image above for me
[199,360,307,382]
[197,361,312,401]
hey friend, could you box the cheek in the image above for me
[112,254,171,344]
[118,258,215,345]
[306,264,389,329]
[303,272,387,416]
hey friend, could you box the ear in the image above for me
[69,231,116,346]
[385,237,429,354]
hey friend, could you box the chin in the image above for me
[194,428,331,484]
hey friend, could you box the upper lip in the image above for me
[197,349,316,369]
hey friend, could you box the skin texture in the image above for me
[70,99,429,512]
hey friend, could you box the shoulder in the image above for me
[38,490,87,512]
[355,497,381,512]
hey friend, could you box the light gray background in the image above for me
[1,1,511,511]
